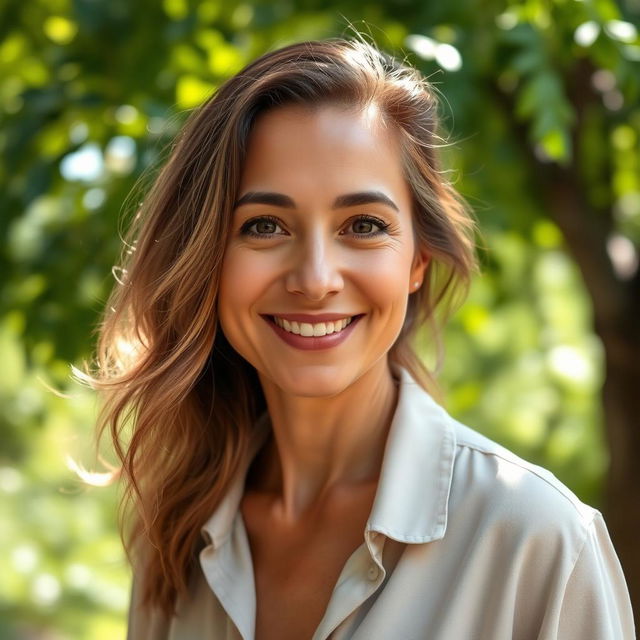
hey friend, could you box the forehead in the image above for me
[239,104,410,205]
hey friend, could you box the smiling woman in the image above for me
[218,104,427,399]
[86,38,634,640]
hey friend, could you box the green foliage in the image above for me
[1,0,638,636]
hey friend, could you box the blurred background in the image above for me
[1,0,639,637]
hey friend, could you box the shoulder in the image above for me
[441,417,635,638]
[446,416,598,550]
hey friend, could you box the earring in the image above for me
[413,281,420,289]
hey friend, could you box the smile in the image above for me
[262,314,364,351]
[272,316,354,337]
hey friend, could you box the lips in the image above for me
[262,314,364,351]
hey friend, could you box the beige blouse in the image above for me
[127,365,635,639]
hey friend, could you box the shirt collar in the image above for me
[366,363,456,543]
[201,364,456,548]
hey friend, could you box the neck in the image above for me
[249,359,399,521]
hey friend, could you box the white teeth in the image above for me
[272,316,355,336]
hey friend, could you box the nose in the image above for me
[285,232,344,301]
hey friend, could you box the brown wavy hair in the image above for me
[87,37,478,616]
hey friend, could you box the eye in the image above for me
[344,215,390,237]
[240,215,285,238]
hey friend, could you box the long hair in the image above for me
[88,37,478,615]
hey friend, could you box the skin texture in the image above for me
[217,104,428,639]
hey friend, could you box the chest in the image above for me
[240,490,375,640]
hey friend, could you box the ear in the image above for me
[409,249,430,290]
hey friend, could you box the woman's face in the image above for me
[218,104,428,397]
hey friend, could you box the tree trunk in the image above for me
[547,175,640,625]
[599,317,640,624]
[493,70,640,622]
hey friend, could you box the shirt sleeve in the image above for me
[554,512,635,639]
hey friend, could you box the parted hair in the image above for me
[88,37,478,615]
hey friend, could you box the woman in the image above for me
[91,39,634,638]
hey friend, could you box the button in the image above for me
[367,564,380,581]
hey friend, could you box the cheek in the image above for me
[352,249,411,312]
[218,250,268,333]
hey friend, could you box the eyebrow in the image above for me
[234,190,399,212]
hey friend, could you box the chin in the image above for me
[262,363,357,399]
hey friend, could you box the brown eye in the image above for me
[353,219,374,234]
[255,219,277,234]
[345,215,390,237]
[240,215,285,238]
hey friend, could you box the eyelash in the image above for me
[239,215,391,239]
